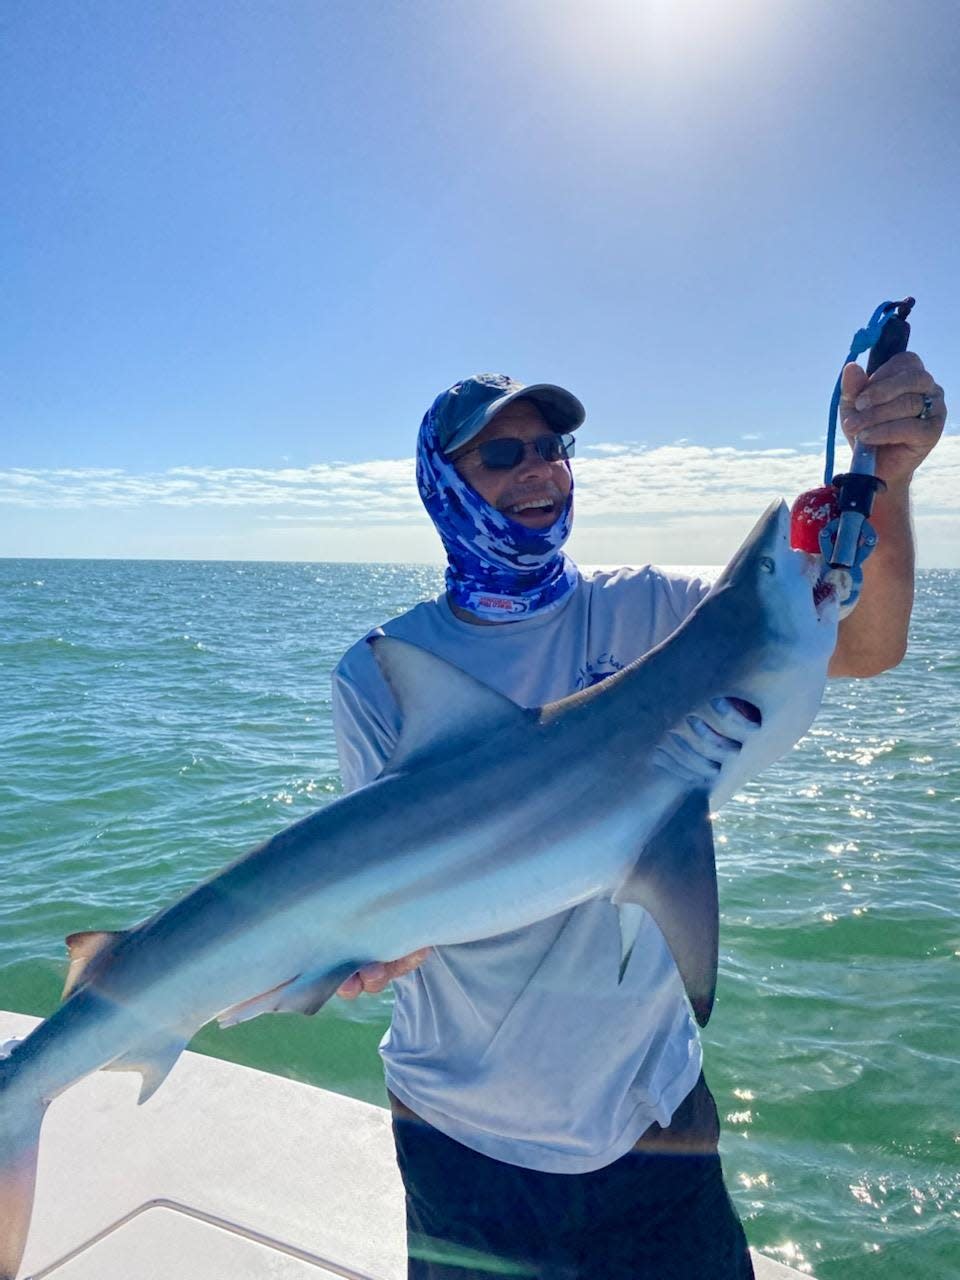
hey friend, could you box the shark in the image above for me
[0,499,839,1278]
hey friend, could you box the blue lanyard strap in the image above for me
[823,300,899,486]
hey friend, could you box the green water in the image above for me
[1,559,957,1277]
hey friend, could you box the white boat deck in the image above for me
[1,1011,810,1279]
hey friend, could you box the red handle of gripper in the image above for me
[790,485,840,554]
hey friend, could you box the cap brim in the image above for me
[444,383,586,454]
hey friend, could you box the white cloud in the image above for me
[2,435,957,564]
[580,442,646,455]
[0,460,422,516]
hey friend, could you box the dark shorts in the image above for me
[389,1075,755,1280]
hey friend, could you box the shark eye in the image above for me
[759,556,775,574]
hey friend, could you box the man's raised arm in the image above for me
[828,354,945,678]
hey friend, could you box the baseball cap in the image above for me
[431,373,586,455]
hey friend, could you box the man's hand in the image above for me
[337,949,431,999]
[829,351,946,678]
[652,700,760,786]
[839,352,946,487]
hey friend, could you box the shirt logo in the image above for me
[476,595,528,614]
[575,653,625,691]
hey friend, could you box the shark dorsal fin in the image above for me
[370,635,530,775]
[62,930,127,1000]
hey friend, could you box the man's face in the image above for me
[448,400,573,530]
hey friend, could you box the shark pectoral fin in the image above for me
[217,978,299,1029]
[216,961,362,1030]
[613,790,719,1028]
[106,1036,189,1105]
[370,635,532,774]
[62,930,128,1000]
[616,903,647,982]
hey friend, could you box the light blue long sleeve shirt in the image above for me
[331,566,711,1173]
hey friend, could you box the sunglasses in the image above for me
[452,432,576,471]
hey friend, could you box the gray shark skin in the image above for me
[0,500,838,1278]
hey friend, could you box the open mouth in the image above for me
[813,577,836,609]
[797,548,839,617]
[504,497,558,518]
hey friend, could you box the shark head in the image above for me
[698,499,839,807]
[713,498,838,645]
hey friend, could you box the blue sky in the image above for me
[2,0,957,564]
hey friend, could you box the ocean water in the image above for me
[0,557,957,1279]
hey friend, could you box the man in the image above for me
[331,361,945,1279]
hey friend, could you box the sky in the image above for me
[2,0,958,566]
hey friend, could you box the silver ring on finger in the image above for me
[917,393,935,420]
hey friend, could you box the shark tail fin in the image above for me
[0,1054,47,1280]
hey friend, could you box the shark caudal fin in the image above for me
[0,1056,47,1280]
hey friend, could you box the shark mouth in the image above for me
[797,548,839,616]
[813,577,837,609]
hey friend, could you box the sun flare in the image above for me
[552,0,774,90]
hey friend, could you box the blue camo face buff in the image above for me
[416,394,579,620]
